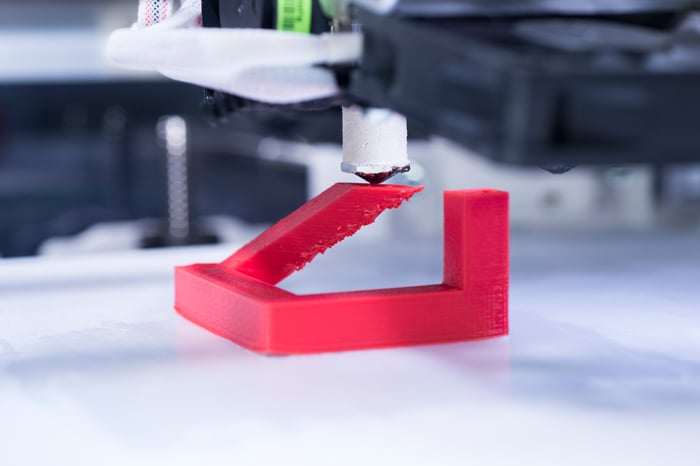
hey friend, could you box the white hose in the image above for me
[137,0,175,28]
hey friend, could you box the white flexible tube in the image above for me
[137,0,174,28]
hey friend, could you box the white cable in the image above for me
[137,0,174,28]
[144,0,203,30]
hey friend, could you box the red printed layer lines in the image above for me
[175,183,509,354]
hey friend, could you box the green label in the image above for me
[277,0,312,33]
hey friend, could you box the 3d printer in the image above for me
[110,0,700,177]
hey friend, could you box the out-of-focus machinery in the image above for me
[0,1,337,256]
[6,0,700,256]
[104,0,700,238]
[110,0,700,173]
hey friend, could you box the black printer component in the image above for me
[349,9,700,167]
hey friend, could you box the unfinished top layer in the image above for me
[222,183,423,285]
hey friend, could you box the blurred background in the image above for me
[3,0,700,260]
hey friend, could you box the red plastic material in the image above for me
[222,183,422,285]
[175,183,509,354]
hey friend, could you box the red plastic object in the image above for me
[175,183,509,354]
